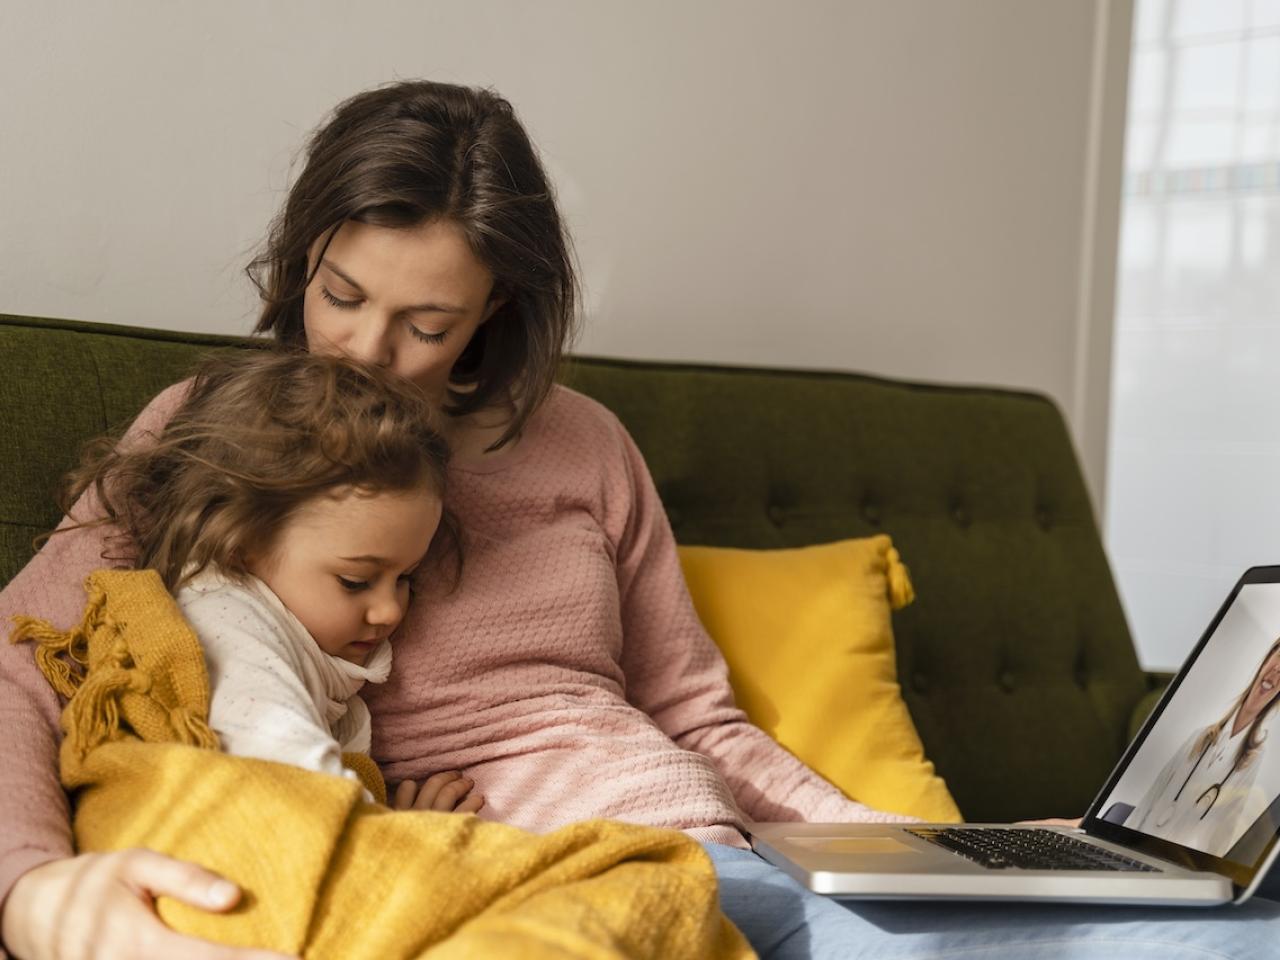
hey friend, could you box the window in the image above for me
[1107,0,1280,669]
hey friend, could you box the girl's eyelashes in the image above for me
[319,286,360,310]
[339,573,417,592]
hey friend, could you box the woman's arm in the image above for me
[607,420,914,824]
[0,382,293,960]
[0,382,191,913]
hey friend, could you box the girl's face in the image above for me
[302,218,504,402]
[246,485,443,664]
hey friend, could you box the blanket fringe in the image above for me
[10,576,217,757]
[64,667,134,758]
[9,577,108,698]
[177,709,220,751]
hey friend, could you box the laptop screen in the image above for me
[1089,568,1280,888]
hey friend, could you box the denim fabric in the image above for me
[704,843,1280,960]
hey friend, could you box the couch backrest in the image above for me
[0,313,1148,821]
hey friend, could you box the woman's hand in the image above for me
[2,851,296,960]
[1015,817,1084,829]
[392,771,485,814]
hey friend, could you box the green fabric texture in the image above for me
[1,313,1151,822]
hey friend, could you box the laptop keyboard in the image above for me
[907,828,1160,872]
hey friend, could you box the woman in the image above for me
[2,80,1277,960]
[1130,638,1280,857]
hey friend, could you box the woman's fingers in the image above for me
[3,851,297,960]
[114,850,297,959]
[453,791,486,815]
[115,847,240,909]
[1015,817,1083,828]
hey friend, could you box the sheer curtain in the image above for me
[1107,0,1280,669]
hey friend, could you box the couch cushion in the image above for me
[679,535,962,823]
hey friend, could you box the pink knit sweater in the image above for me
[0,381,895,918]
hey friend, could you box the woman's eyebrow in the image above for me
[321,258,467,314]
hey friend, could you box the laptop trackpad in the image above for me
[787,836,917,855]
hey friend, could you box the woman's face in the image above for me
[303,218,504,400]
[1243,647,1280,719]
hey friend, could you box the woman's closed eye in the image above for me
[337,576,369,592]
[406,323,447,345]
[320,286,447,345]
[320,286,360,310]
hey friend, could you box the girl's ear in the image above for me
[232,544,262,578]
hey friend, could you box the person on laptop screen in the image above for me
[1130,638,1280,856]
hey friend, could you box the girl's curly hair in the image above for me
[58,348,457,592]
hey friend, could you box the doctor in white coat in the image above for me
[1131,638,1280,857]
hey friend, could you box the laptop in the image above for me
[749,565,1280,905]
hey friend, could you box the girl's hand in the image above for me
[392,771,485,814]
[2,850,296,960]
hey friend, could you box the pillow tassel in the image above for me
[885,546,915,610]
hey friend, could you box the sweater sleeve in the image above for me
[610,421,916,825]
[185,590,367,797]
[0,382,190,923]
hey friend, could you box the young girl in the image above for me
[60,347,480,814]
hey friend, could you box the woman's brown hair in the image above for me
[60,349,454,592]
[248,80,579,451]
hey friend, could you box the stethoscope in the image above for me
[1171,731,1247,820]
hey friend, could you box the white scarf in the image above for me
[182,566,392,754]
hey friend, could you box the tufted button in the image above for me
[911,671,929,694]
[1036,505,1053,530]
[951,501,971,528]
[766,504,786,526]
[861,499,882,525]
[998,669,1016,693]
[1074,649,1089,688]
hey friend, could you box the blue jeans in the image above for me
[703,843,1280,959]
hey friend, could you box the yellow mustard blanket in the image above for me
[13,569,753,960]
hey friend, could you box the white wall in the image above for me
[0,0,1130,506]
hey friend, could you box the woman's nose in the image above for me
[346,317,395,367]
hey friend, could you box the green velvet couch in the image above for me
[0,312,1166,823]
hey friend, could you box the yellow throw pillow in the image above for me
[678,535,962,823]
